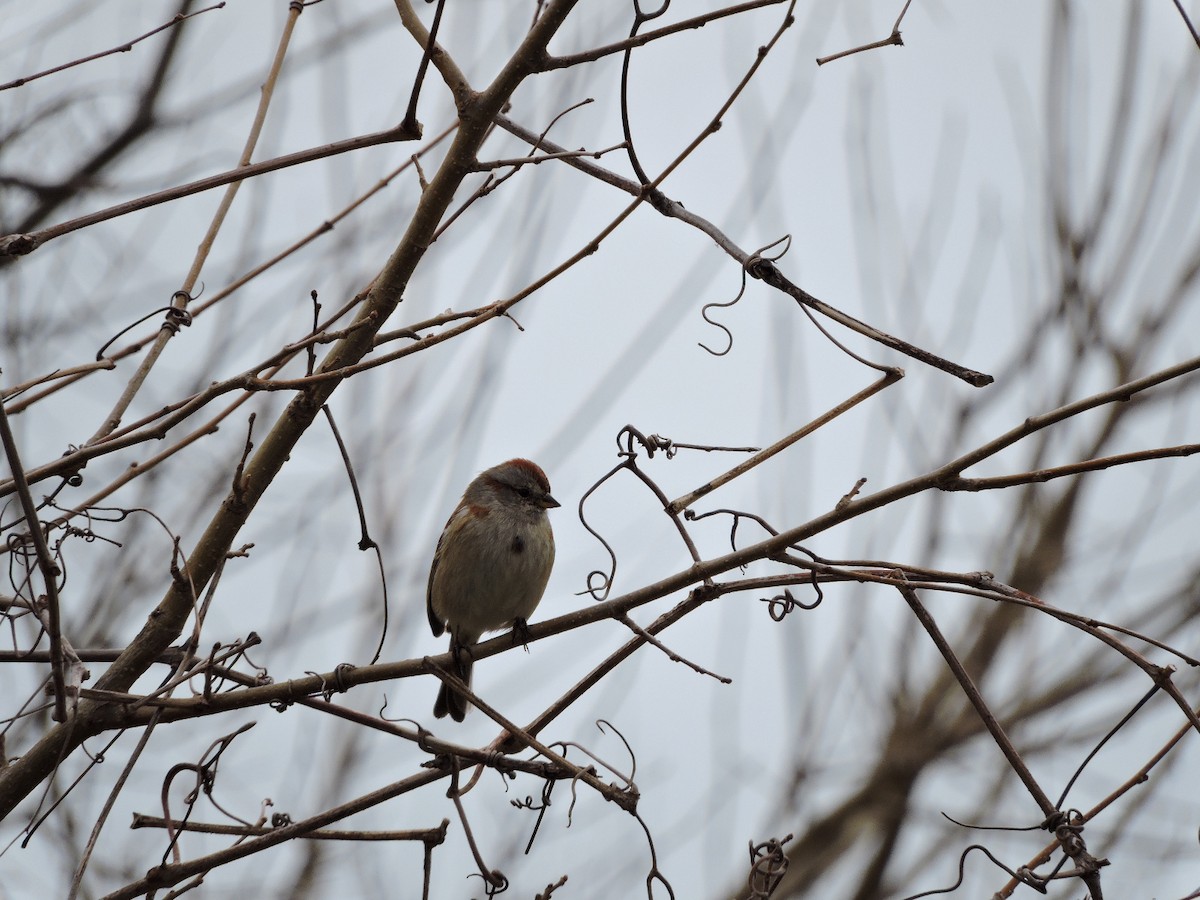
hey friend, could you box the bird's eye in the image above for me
[517,487,532,499]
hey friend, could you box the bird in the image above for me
[427,458,559,721]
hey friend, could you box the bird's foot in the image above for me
[511,617,532,649]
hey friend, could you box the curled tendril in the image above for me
[632,0,670,17]
[596,719,637,785]
[237,644,270,683]
[575,459,629,602]
[513,779,556,854]
[466,870,509,897]
[56,446,87,487]
[633,807,676,900]
[303,663,354,702]
[552,726,638,793]
[761,585,823,621]
[645,433,678,458]
[511,786,552,813]
[749,234,792,267]
[940,810,1042,833]
[684,506,779,552]
[94,289,198,360]
[615,424,652,458]
[586,425,749,601]
[699,235,792,356]
[747,834,792,899]
[582,568,613,602]
[620,0,673,186]
[583,427,695,601]
[698,294,737,356]
[618,424,718,461]
[899,844,1043,900]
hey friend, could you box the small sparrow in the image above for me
[427,458,559,721]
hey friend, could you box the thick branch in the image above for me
[0,0,583,822]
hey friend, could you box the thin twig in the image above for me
[400,0,445,131]
[87,2,306,446]
[321,403,389,666]
[0,124,422,257]
[898,582,1054,815]
[1173,0,1200,48]
[0,397,68,722]
[0,4,226,92]
[943,443,1200,490]
[543,0,789,68]
[816,0,912,66]
[496,115,993,386]
[668,369,902,513]
[617,614,731,683]
[422,661,637,810]
[67,718,159,899]
[130,816,446,842]
[4,123,455,414]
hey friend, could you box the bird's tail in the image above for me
[433,652,473,722]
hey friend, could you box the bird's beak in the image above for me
[542,494,561,509]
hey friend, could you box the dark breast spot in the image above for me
[511,534,525,554]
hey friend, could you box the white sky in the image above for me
[1,2,1199,897]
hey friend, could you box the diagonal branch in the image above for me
[0,398,68,721]
[494,114,993,386]
[0,0,584,822]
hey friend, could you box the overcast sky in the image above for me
[2,3,1199,898]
